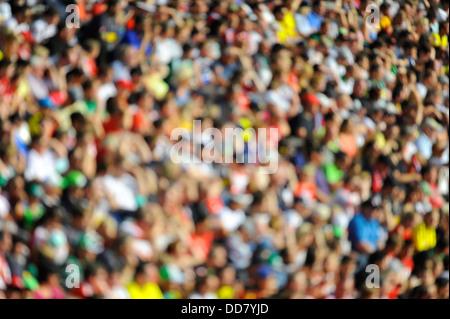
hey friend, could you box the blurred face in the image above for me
[423,213,433,228]
[91,268,110,294]
[262,275,278,293]
[125,47,140,67]
[362,206,376,220]
[341,261,356,279]
[324,255,339,273]
[211,246,227,268]
[220,267,236,286]
[314,1,326,15]
[259,40,272,56]
[291,272,308,293]
[348,33,360,53]
[353,80,367,97]
[34,138,49,154]
[298,231,314,247]
[311,150,323,164]
[0,231,12,253]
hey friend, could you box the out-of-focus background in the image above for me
[0,0,448,299]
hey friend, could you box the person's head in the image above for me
[436,277,449,299]
[273,5,286,21]
[422,165,439,185]
[208,245,228,269]
[134,14,151,34]
[312,0,326,15]
[380,2,390,16]
[42,6,61,25]
[0,230,12,254]
[369,63,385,81]
[117,45,139,68]
[37,263,60,285]
[421,118,443,140]
[355,52,369,70]
[335,151,351,171]
[134,262,157,286]
[70,112,87,132]
[339,256,357,279]
[323,252,339,274]
[132,89,154,111]
[31,135,49,154]
[301,92,321,113]
[107,0,121,15]
[106,97,122,117]
[14,5,31,24]
[340,118,354,135]
[258,39,272,56]
[376,155,391,174]
[361,198,381,220]
[385,234,403,255]
[110,154,125,177]
[423,211,439,228]
[309,145,324,165]
[84,39,101,59]
[335,276,355,298]
[85,263,110,296]
[288,271,308,294]
[82,79,100,100]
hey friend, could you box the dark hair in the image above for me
[134,261,149,278]
[106,97,121,115]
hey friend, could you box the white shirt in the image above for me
[31,19,57,43]
[416,82,428,99]
[97,82,117,108]
[0,194,10,219]
[295,13,314,36]
[437,8,448,22]
[101,173,138,211]
[0,2,11,23]
[112,60,131,82]
[2,17,29,34]
[218,207,246,233]
[27,73,50,100]
[155,38,183,65]
[25,148,58,183]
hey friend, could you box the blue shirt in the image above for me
[415,132,433,160]
[295,13,314,36]
[306,12,324,32]
[121,30,152,56]
[348,213,380,252]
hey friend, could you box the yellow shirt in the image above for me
[277,12,297,44]
[127,282,164,299]
[380,16,391,30]
[412,222,436,252]
[431,33,448,48]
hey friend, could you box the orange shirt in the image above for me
[294,180,317,201]
[188,231,214,260]
[339,133,357,158]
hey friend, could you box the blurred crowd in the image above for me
[0,0,449,299]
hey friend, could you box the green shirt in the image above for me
[323,162,344,184]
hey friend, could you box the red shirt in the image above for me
[103,116,122,134]
[188,231,214,260]
[132,109,149,132]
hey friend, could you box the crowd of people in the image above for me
[0,0,449,299]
